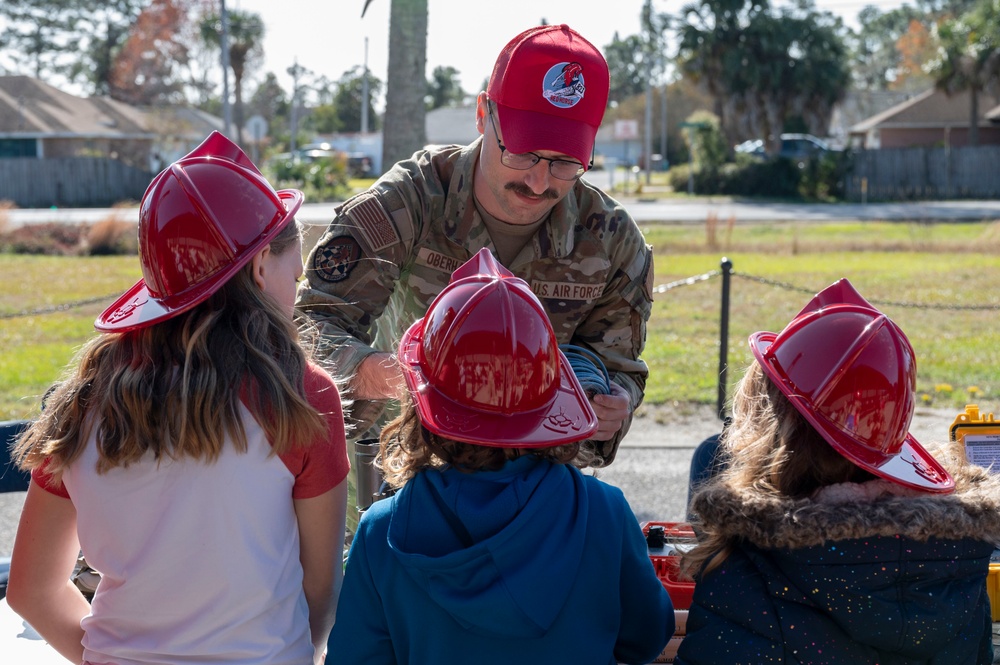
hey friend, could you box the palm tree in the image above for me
[930,0,1000,147]
[363,0,427,171]
[201,9,265,146]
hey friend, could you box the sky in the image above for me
[231,0,913,108]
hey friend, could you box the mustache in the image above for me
[505,182,560,200]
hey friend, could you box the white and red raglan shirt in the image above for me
[32,362,349,665]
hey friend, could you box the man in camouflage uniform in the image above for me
[297,24,653,472]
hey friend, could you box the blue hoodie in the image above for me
[327,456,673,664]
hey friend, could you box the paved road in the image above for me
[6,198,1000,228]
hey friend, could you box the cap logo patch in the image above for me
[542,61,585,109]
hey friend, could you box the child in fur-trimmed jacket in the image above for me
[676,279,1000,665]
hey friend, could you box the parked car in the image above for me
[776,134,834,162]
[735,133,837,167]
[345,152,373,178]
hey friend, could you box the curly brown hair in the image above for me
[681,361,876,576]
[377,398,589,488]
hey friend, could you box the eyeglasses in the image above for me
[487,105,588,181]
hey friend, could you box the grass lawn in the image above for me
[1,220,998,421]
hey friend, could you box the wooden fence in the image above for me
[844,145,1000,202]
[0,158,153,208]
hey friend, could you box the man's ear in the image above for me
[475,92,488,135]
[250,246,271,291]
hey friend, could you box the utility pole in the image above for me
[644,79,653,185]
[361,37,370,134]
[642,0,655,185]
[288,59,305,153]
[660,72,668,170]
[220,0,232,136]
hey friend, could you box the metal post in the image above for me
[361,37,370,134]
[220,0,232,137]
[717,257,733,421]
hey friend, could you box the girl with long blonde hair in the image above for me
[8,132,350,665]
[676,280,1000,665]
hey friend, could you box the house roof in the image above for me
[0,75,151,138]
[143,105,224,140]
[849,87,1000,134]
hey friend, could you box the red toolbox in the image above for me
[641,521,697,610]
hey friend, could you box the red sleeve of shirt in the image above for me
[279,362,350,500]
[31,458,71,499]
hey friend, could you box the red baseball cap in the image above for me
[487,24,609,169]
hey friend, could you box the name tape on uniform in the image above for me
[531,281,604,301]
[416,248,464,274]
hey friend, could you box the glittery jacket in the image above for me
[296,140,654,463]
[676,445,1000,665]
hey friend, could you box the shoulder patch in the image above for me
[313,236,362,283]
[342,192,400,252]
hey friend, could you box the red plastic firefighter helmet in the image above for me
[398,248,598,447]
[748,279,953,493]
[96,131,303,332]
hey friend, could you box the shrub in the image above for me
[268,155,350,202]
[666,164,727,195]
[719,159,801,198]
[0,223,87,255]
[87,218,138,255]
[0,199,16,232]
[682,110,728,173]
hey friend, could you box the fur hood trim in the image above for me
[690,441,1000,550]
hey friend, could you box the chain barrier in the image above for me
[5,268,998,319]
[731,273,1000,311]
[1,294,122,320]
[652,269,721,294]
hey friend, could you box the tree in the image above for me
[245,72,290,141]
[676,0,850,151]
[200,7,264,145]
[893,19,938,91]
[675,0,769,129]
[331,66,383,132]
[849,5,923,90]
[604,32,649,103]
[0,0,147,94]
[929,0,1000,146]
[363,0,428,170]
[109,0,190,105]
[426,65,466,110]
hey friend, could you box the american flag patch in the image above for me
[345,193,399,252]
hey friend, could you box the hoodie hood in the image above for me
[386,457,588,638]
[690,440,1000,550]
[689,440,1000,657]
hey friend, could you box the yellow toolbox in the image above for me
[989,563,1000,622]
[949,405,1000,472]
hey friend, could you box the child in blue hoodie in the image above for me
[327,249,673,664]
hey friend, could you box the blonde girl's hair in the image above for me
[680,361,875,576]
[378,398,587,489]
[15,220,328,478]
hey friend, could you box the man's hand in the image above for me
[353,353,405,400]
[589,382,631,442]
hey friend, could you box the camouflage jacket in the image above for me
[297,139,654,462]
